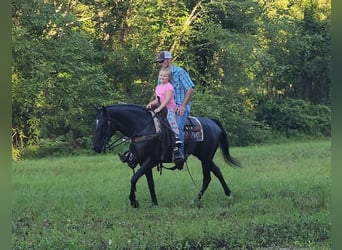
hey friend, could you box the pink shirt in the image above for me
[155,82,176,109]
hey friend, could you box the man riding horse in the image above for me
[120,50,195,169]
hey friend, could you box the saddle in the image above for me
[184,116,204,143]
[124,110,203,167]
[150,111,204,161]
[149,111,204,145]
[148,100,203,144]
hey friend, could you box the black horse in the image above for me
[93,104,240,208]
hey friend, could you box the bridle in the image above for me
[104,135,128,152]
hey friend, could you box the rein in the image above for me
[104,135,128,152]
[105,133,162,152]
[157,161,198,188]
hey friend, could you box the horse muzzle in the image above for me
[93,145,103,153]
[93,136,109,153]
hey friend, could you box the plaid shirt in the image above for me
[168,65,195,110]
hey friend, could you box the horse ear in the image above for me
[101,105,107,115]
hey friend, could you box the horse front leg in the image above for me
[129,183,139,208]
[129,178,139,208]
[145,169,158,206]
[129,159,153,208]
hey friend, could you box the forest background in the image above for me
[12,0,331,160]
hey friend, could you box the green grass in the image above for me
[12,139,331,249]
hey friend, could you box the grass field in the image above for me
[12,139,331,249]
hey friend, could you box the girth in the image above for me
[130,133,161,143]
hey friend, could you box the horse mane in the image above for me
[105,103,151,114]
[107,103,146,110]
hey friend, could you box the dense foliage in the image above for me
[12,0,331,159]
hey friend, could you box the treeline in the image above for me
[12,0,331,159]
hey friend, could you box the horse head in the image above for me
[93,106,117,153]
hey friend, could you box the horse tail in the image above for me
[211,118,241,167]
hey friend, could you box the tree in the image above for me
[12,0,331,156]
[12,0,113,148]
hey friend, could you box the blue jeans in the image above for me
[176,109,189,153]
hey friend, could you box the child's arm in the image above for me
[146,98,159,109]
[154,89,173,113]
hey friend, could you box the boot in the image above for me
[172,140,185,165]
[118,151,130,162]
[118,151,137,169]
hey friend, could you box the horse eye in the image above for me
[96,119,99,126]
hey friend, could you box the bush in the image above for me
[12,145,21,161]
[191,92,272,146]
[255,98,331,138]
[21,136,81,159]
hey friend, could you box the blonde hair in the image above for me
[159,67,171,79]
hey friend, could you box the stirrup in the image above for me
[173,147,185,164]
[175,140,182,145]
[118,151,130,162]
[118,151,138,169]
[127,160,138,170]
[175,160,184,170]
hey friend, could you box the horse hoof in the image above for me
[190,198,203,209]
[131,200,139,208]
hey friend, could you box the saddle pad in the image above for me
[184,116,204,143]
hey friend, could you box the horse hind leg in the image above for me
[210,161,231,197]
[197,163,212,201]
